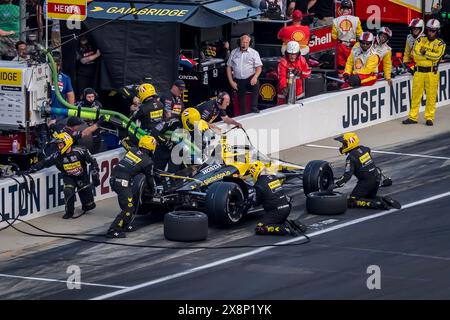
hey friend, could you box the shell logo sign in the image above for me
[339,19,353,32]
[260,83,276,101]
[355,58,364,70]
[292,31,305,42]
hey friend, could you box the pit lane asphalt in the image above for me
[1,122,450,299]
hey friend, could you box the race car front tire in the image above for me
[206,182,245,228]
[306,191,347,215]
[164,211,208,242]
[302,160,334,195]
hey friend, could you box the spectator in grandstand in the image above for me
[403,18,425,68]
[373,27,393,86]
[0,0,19,60]
[308,0,334,27]
[331,0,362,79]
[12,40,29,63]
[343,32,380,88]
[277,41,311,101]
[226,33,263,114]
[277,10,310,56]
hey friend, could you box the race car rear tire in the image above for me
[306,191,347,215]
[206,182,245,228]
[302,160,334,195]
[164,211,208,242]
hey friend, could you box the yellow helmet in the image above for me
[249,161,265,182]
[181,107,201,132]
[138,135,157,152]
[52,132,73,155]
[138,83,157,102]
[334,132,360,154]
[194,119,210,133]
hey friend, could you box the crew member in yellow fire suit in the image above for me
[402,19,446,126]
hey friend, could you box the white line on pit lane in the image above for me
[90,190,450,300]
[305,144,450,160]
[0,273,128,289]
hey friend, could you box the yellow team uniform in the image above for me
[408,36,446,122]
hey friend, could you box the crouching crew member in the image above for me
[334,133,401,210]
[343,32,380,88]
[30,132,99,219]
[107,135,157,238]
[249,161,307,235]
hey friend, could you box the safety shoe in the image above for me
[82,202,96,212]
[255,223,290,235]
[402,118,418,125]
[375,200,390,210]
[382,196,402,209]
[426,120,434,126]
[106,229,126,238]
[62,212,74,219]
[124,224,136,232]
[251,107,260,114]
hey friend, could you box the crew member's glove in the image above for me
[96,115,106,126]
[343,73,350,82]
[91,169,101,187]
[28,166,38,174]
[334,178,345,188]
[292,69,301,77]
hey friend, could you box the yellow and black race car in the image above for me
[133,127,335,228]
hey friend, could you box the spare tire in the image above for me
[302,160,334,195]
[306,191,347,215]
[206,182,245,228]
[164,211,208,242]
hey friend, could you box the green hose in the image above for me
[46,50,200,154]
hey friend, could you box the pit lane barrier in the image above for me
[2,63,450,227]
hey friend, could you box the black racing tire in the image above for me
[306,191,348,215]
[164,211,208,242]
[206,182,245,228]
[302,160,334,196]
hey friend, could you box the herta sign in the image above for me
[47,0,87,21]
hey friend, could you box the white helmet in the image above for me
[377,26,392,44]
[359,32,374,51]
[426,18,441,30]
[409,18,424,29]
[286,41,300,54]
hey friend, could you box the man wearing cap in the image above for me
[159,80,186,122]
[277,10,311,56]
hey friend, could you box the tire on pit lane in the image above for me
[164,211,208,242]
[302,160,334,195]
[206,182,245,228]
[306,191,347,215]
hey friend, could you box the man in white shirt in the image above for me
[226,33,263,114]
[12,40,28,63]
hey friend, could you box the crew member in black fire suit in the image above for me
[249,161,307,235]
[159,80,186,120]
[107,135,157,238]
[130,83,176,171]
[334,132,401,210]
[30,132,100,219]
